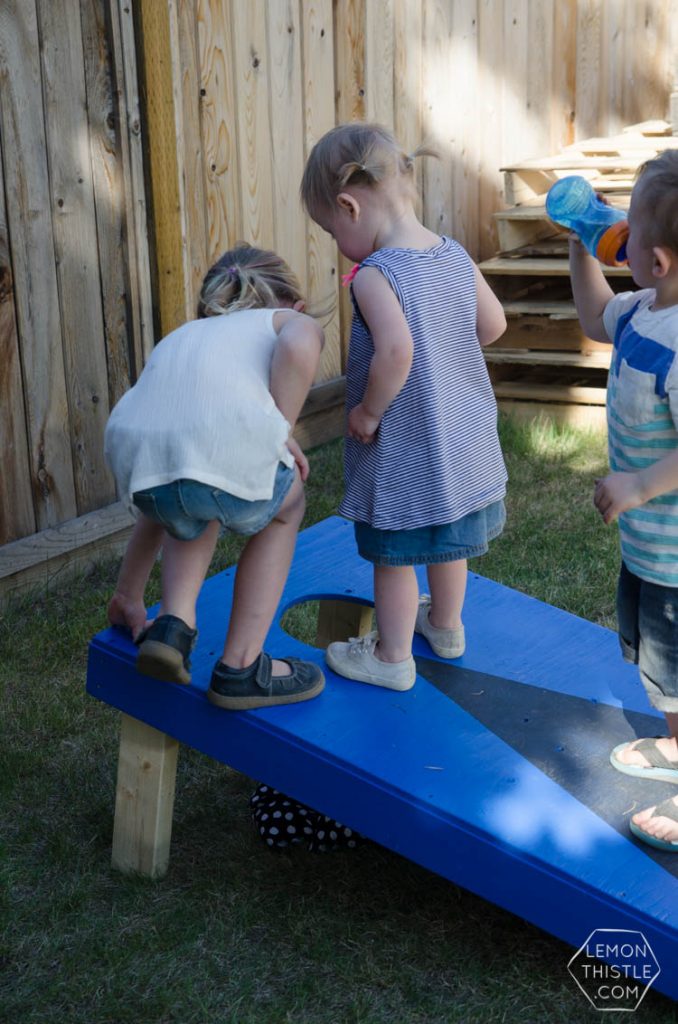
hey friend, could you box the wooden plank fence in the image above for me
[1,0,676,600]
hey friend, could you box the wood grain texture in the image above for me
[231,0,274,248]
[0,0,77,529]
[301,0,341,379]
[0,151,35,544]
[39,0,115,513]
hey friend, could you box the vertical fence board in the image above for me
[502,0,531,160]
[551,0,577,151]
[478,0,506,257]
[333,0,367,354]
[334,0,367,124]
[422,0,454,237]
[0,0,77,530]
[0,150,35,544]
[197,0,241,264]
[111,0,155,369]
[574,0,604,139]
[267,1,307,285]
[525,0,555,159]
[137,0,186,335]
[301,0,341,378]
[394,0,423,212]
[38,0,114,513]
[176,0,209,315]
[80,0,135,411]
[231,0,275,248]
[365,0,394,125]
[449,0,480,250]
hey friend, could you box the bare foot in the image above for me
[108,591,149,641]
[615,736,678,768]
[632,795,678,846]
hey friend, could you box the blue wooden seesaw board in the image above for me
[87,515,678,1002]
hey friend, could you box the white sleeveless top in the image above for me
[105,308,294,509]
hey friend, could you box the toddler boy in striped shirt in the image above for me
[568,150,678,852]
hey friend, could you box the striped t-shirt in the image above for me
[604,289,678,586]
[340,237,507,530]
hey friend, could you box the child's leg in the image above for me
[325,563,417,690]
[108,515,165,639]
[426,559,467,629]
[221,471,305,674]
[158,520,221,628]
[374,564,419,662]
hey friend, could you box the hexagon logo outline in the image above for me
[568,928,661,1012]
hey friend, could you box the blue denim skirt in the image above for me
[354,499,506,566]
[133,462,295,541]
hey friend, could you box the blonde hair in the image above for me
[300,122,436,220]
[197,243,304,318]
[633,150,678,253]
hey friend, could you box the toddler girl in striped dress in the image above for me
[301,122,508,690]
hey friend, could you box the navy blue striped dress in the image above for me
[340,237,507,530]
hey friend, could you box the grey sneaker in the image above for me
[415,596,465,659]
[325,630,416,691]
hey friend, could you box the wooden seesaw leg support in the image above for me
[316,599,373,646]
[111,713,179,878]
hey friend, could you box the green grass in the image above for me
[2,416,676,1023]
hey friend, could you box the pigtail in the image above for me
[338,159,378,188]
[197,243,305,318]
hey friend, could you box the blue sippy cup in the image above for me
[545,175,629,266]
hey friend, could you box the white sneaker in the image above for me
[325,631,416,691]
[415,596,465,659]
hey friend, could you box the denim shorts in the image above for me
[354,499,506,567]
[133,462,295,541]
[617,560,678,712]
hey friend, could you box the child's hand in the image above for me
[594,472,645,524]
[108,591,150,641]
[286,436,310,481]
[348,403,380,444]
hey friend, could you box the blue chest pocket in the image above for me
[612,310,675,426]
[614,359,658,426]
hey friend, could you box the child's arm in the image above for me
[568,236,614,342]
[349,267,413,444]
[595,450,678,524]
[108,515,165,638]
[270,310,324,441]
[474,264,507,347]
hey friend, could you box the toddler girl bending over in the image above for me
[105,244,325,710]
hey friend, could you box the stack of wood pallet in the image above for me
[479,121,678,428]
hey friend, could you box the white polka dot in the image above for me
[270,826,279,835]
[287,825,297,834]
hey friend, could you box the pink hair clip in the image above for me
[341,263,360,287]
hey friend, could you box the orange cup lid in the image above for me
[596,221,629,266]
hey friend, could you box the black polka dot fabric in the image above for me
[249,784,366,853]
